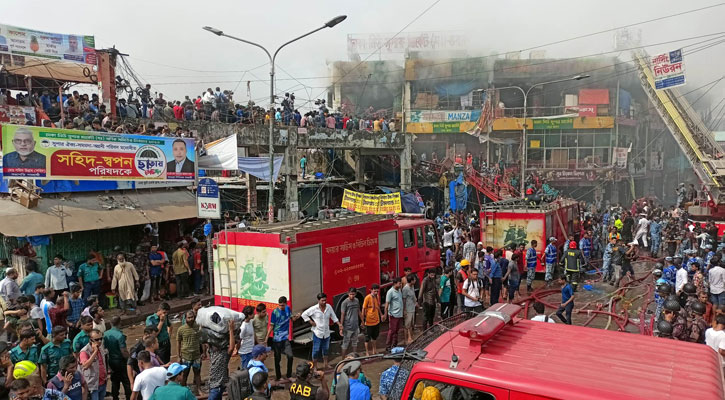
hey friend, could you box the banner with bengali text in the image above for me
[1,124,195,181]
[341,189,402,214]
[0,24,96,65]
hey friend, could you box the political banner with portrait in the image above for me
[1,124,195,181]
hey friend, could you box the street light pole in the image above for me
[203,15,346,223]
[495,74,590,197]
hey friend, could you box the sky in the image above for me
[4,0,725,112]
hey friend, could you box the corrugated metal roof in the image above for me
[419,318,723,399]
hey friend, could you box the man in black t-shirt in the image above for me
[126,326,158,388]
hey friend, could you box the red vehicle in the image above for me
[480,199,580,272]
[387,303,723,399]
[212,213,440,340]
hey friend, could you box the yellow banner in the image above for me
[341,189,402,214]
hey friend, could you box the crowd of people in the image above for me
[5,87,398,137]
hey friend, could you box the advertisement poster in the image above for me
[214,244,289,311]
[197,178,220,219]
[488,215,544,255]
[0,105,37,125]
[1,124,195,181]
[341,189,402,214]
[0,24,96,65]
[613,147,628,169]
[651,49,685,90]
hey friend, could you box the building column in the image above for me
[284,128,299,220]
[354,150,365,191]
[247,175,257,214]
[400,134,413,192]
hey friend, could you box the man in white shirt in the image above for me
[45,255,72,293]
[709,263,725,306]
[130,350,167,400]
[301,293,340,370]
[675,264,688,295]
[0,268,21,304]
[462,269,483,313]
[530,301,555,323]
[633,215,650,248]
[705,315,725,369]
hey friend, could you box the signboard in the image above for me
[0,105,37,125]
[197,178,220,219]
[531,117,574,130]
[409,109,481,123]
[341,189,402,214]
[432,122,467,133]
[0,24,96,65]
[577,105,597,117]
[1,124,195,181]
[651,49,685,90]
[613,147,628,169]
[347,31,468,55]
[543,169,615,182]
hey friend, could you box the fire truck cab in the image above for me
[388,303,724,399]
[212,213,440,341]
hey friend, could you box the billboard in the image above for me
[651,49,685,90]
[0,24,96,65]
[1,124,195,181]
[347,31,468,55]
[197,178,220,219]
[341,189,402,214]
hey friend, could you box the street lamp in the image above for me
[494,74,590,197]
[203,15,347,223]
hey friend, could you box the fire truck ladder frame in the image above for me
[216,227,238,309]
[632,50,725,205]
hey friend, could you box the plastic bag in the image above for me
[140,280,151,302]
[196,306,244,334]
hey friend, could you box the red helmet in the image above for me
[569,241,577,249]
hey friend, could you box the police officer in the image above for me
[662,298,688,341]
[289,363,329,400]
[650,216,662,256]
[682,283,698,315]
[705,244,715,267]
[560,241,584,292]
[687,301,708,344]
[602,237,614,283]
[525,240,538,293]
[656,320,673,339]
[543,237,558,286]
[579,232,592,264]
[663,256,677,289]
[653,270,668,323]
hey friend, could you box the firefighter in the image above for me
[525,240,538,293]
[543,237,558,286]
[662,299,688,341]
[687,301,708,344]
[656,320,673,339]
[560,241,584,292]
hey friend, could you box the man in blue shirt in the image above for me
[525,240,538,293]
[77,254,102,300]
[4,128,46,171]
[489,250,503,305]
[663,256,677,289]
[148,245,164,302]
[345,361,371,400]
[378,348,403,399]
[650,216,662,257]
[555,276,575,325]
[544,237,558,286]
[579,232,592,263]
[19,261,44,296]
[269,296,300,380]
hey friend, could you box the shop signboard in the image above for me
[531,117,574,130]
[651,49,685,90]
[1,124,195,181]
[197,178,220,219]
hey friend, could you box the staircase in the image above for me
[464,167,519,202]
[633,50,725,205]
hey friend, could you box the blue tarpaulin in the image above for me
[449,173,468,212]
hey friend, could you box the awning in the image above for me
[0,189,197,237]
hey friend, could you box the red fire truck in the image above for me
[212,213,440,341]
[480,198,580,272]
[383,303,724,399]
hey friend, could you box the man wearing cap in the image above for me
[344,360,371,400]
[288,363,328,400]
[543,238,558,286]
[246,344,270,385]
[663,256,677,289]
[560,241,584,292]
[525,240,538,293]
[148,363,195,400]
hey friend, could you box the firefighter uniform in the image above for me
[561,247,585,291]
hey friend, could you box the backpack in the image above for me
[228,369,252,399]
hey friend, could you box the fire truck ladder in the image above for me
[464,167,518,202]
[216,229,238,309]
[633,50,725,205]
